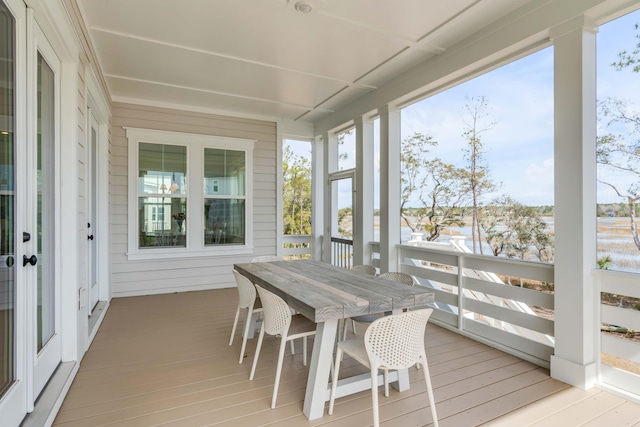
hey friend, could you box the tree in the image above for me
[481,195,554,261]
[337,207,353,239]
[419,159,469,241]
[481,195,516,257]
[461,95,497,254]
[612,23,640,72]
[400,133,470,238]
[400,132,437,232]
[508,206,551,261]
[282,145,312,235]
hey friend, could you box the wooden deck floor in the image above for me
[53,289,640,427]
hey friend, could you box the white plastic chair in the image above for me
[251,255,283,262]
[329,308,438,427]
[249,285,316,409]
[351,264,377,275]
[377,271,414,286]
[229,270,263,364]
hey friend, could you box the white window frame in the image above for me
[125,127,254,260]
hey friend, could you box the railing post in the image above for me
[457,255,464,331]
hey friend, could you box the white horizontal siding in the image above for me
[109,103,277,297]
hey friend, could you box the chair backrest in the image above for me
[255,285,292,336]
[352,264,377,276]
[364,308,433,370]
[377,271,414,286]
[232,270,258,310]
[251,255,283,263]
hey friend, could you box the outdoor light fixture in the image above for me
[294,1,312,13]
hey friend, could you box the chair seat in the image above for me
[288,314,316,336]
[337,338,370,368]
[350,313,383,324]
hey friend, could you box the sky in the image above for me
[402,47,554,207]
[287,7,640,209]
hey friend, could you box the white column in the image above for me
[311,135,324,261]
[314,132,338,263]
[275,122,283,256]
[379,105,401,273]
[354,116,374,266]
[550,20,598,390]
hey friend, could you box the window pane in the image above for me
[138,197,186,248]
[204,149,245,196]
[337,129,355,171]
[596,9,640,274]
[204,199,245,245]
[138,143,186,195]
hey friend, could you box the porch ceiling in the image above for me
[77,0,530,123]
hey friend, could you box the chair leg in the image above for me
[328,347,343,415]
[302,336,307,367]
[239,308,253,364]
[229,305,240,346]
[421,358,439,427]
[249,325,265,381]
[290,339,295,355]
[383,369,389,397]
[370,368,380,427]
[272,337,288,409]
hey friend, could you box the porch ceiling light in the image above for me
[294,1,312,13]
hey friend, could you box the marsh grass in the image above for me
[596,217,640,272]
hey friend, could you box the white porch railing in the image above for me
[371,240,555,368]
[330,237,353,268]
[282,234,312,259]
[593,269,640,398]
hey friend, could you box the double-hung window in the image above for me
[126,128,254,260]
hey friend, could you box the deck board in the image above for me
[53,288,640,426]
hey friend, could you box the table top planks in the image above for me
[233,260,434,322]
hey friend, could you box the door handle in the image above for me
[88,235,94,240]
[23,254,37,267]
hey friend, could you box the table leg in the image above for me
[242,312,261,340]
[303,318,338,420]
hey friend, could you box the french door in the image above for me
[87,110,98,311]
[32,21,61,400]
[0,0,61,424]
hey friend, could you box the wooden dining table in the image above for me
[234,259,435,420]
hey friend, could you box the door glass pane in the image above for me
[37,53,55,351]
[330,177,353,268]
[0,1,15,395]
[90,127,97,287]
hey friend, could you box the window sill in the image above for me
[126,246,254,261]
